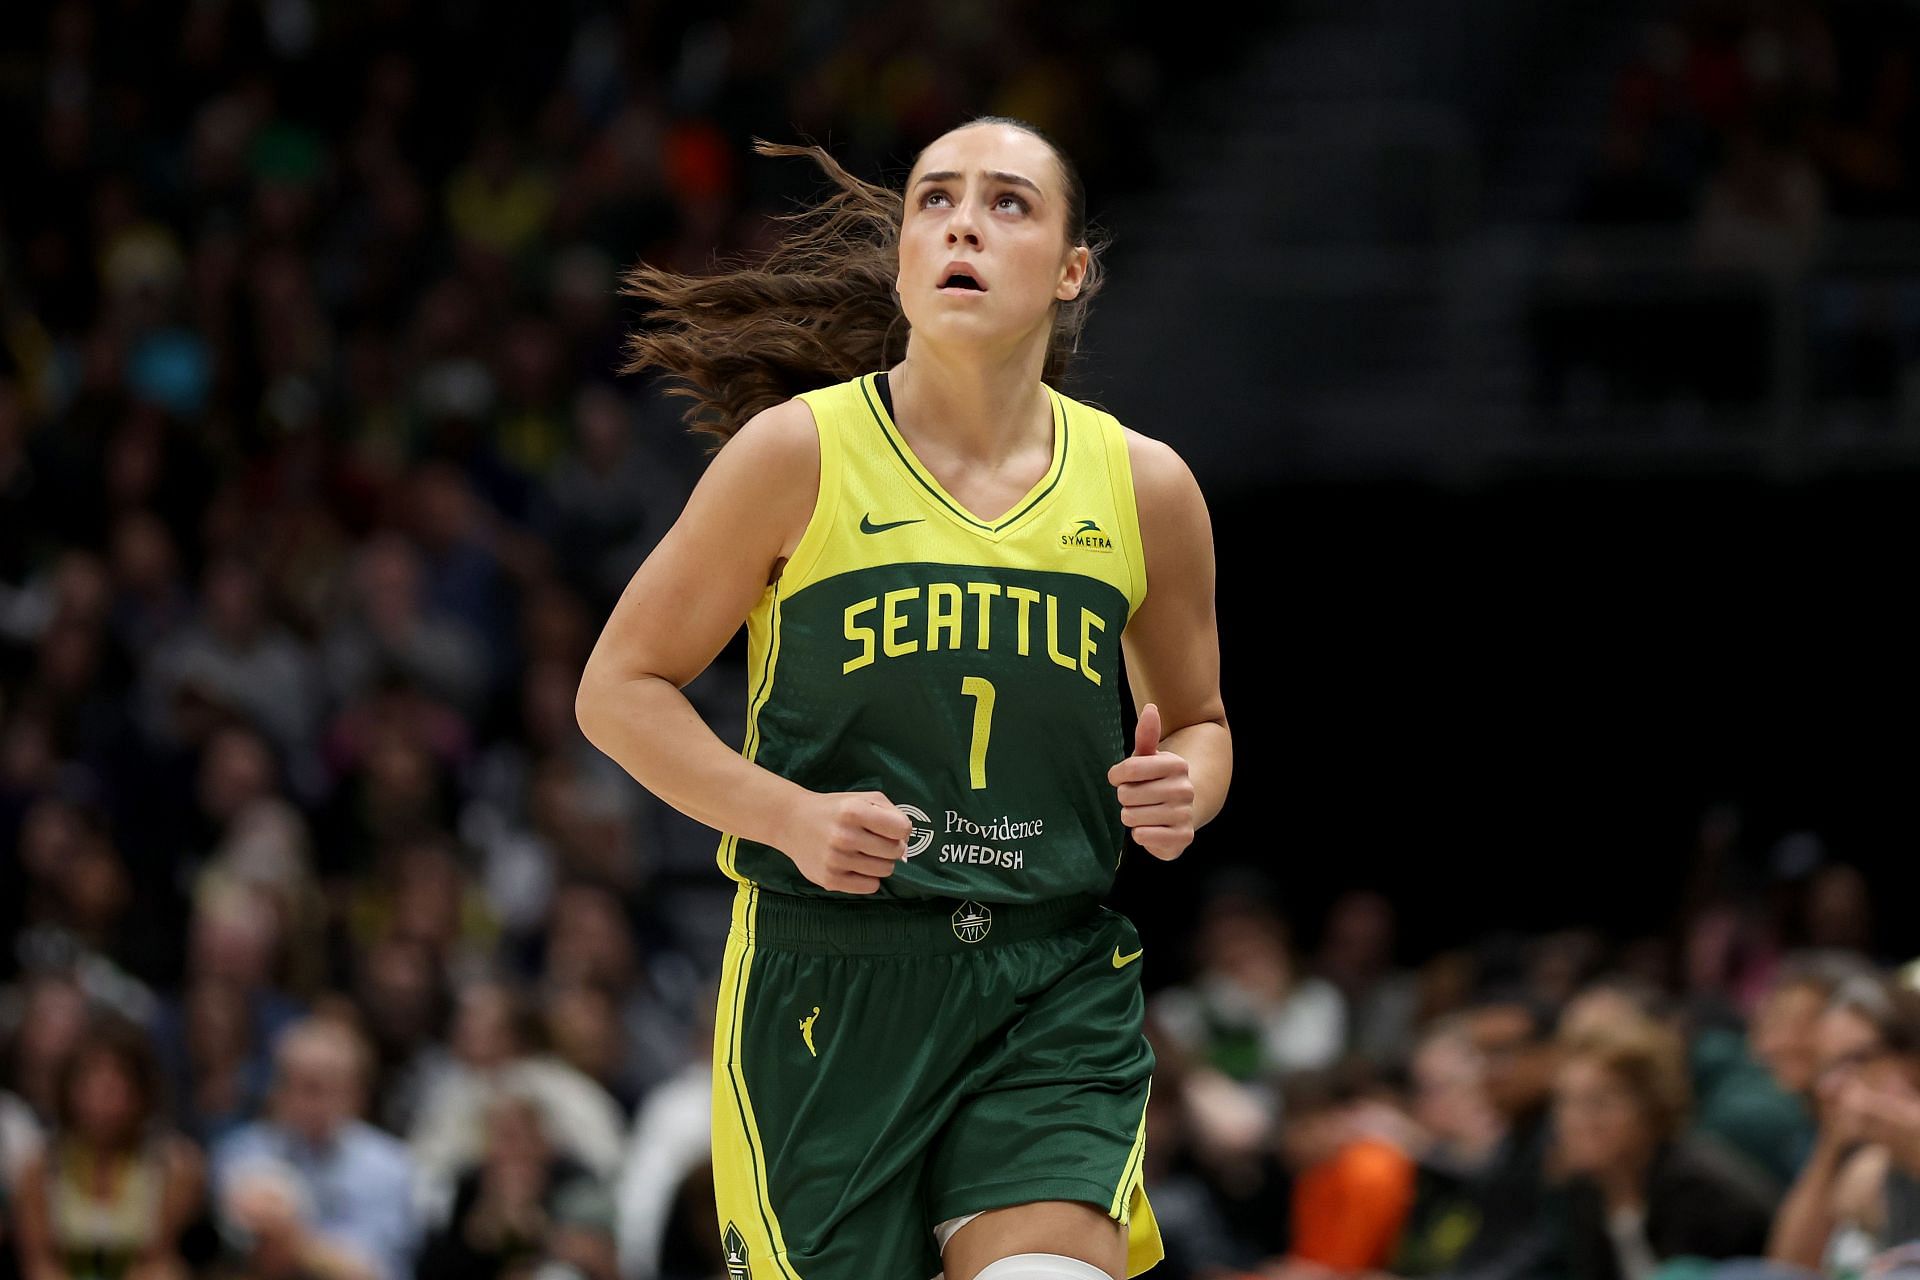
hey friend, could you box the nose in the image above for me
[947,197,982,246]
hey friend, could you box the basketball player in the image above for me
[576,117,1231,1280]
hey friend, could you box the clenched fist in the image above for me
[1107,703,1196,860]
[777,790,913,894]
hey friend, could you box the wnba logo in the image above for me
[1059,517,1113,553]
[897,803,934,859]
[952,900,993,944]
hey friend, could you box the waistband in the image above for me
[731,883,1103,954]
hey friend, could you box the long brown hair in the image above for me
[617,116,1109,450]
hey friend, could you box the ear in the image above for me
[1056,244,1089,302]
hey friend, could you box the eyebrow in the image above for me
[913,169,1044,199]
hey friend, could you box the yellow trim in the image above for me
[717,386,836,881]
[1102,410,1148,622]
[780,389,844,595]
[1110,1078,1150,1217]
[1109,1079,1163,1276]
[861,371,1069,540]
[1125,1184,1165,1278]
[718,581,786,882]
[711,884,803,1277]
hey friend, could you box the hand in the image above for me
[1854,1083,1920,1172]
[777,790,912,894]
[1107,703,1195,860]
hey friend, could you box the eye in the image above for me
[921,190,950,208]
[996,193,1029,213]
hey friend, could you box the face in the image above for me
[1412,1034,1493,1143]
[69,1051,143,1145]
[1753,982,1827,1095]
[1553,1056,1650,1175]
[275,1039,359,1144]
[897,123,1087,352]
[1814,1005,1885,1118]
[1199,912,1291,1003]
[1280,1107,1350,1170]
[1470,1006,1555,1118]
[453,985,519,1068]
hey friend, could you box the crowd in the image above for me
[1581,0,1920,265]
[1534,0,1920,419]
[5,0,1920,1279]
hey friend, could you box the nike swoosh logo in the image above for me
[860,513,925,534]
[1112,947,1143,969]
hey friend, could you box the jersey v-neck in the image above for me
[862,370,1068,540]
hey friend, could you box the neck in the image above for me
[889,336,1052,466]
[1598,1143,1657,1211]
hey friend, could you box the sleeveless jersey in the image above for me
[716,369,1148,904]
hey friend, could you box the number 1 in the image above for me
[961,675,995,789]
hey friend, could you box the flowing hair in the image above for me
[616,117,1108,450]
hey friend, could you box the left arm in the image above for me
[1107,430,1231,859]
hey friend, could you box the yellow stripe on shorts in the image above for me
[711,884,803,1278]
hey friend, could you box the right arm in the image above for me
[1766,1129,1858,1266]
[574,399,910,893]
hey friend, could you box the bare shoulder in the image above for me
[697,396,821,566]
[1122,425,1206,514]
[1120,425,1212,568]
[715,395,820,479]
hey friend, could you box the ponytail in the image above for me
[618,120,1107,451]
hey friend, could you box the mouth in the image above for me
[938,267,987,293]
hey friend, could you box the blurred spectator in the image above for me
[1152,885,1346,1086]
[163,977,271,1151]
[321,536,489,720]
[407,980,625,1225]
[1691,126,1826,276]
[211,1018,417,1280]
[1316,892,1421,1070]
[1553,1012,1774,1280]
[612,1002,713,1280]
[7,974,94,1126]
[1429,991,1568,1280]
[350,935,449,1138]
[1268,1060,1416,1276]
[538,884,693,1109]
[1391,1017,1506,1278]
[139,557,322,764]
[416,1089,615,1280]
[1770,978,1920,1274]
[11,1017,206,1280]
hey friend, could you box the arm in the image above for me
[1766,1129,1858,1266]
[574,400,911,893]
[146,1137,205,1262]
[11,1151,66,1280]
[1108,430,1231,859]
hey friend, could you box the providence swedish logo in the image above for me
[1059,517,1113,553]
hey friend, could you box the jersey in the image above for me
[715,369,1148,905]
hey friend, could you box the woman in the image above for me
[1552,1014,1775,1280]
[12,1019,206,1280]
[577,116,1231,1280]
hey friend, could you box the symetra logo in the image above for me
[897,803,934,859]
[1059,517,1113,553]
[860,512,924,534]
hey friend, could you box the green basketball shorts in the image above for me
[710,882,1164,1279]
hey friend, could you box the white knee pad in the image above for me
[970,1254,1114,1280]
